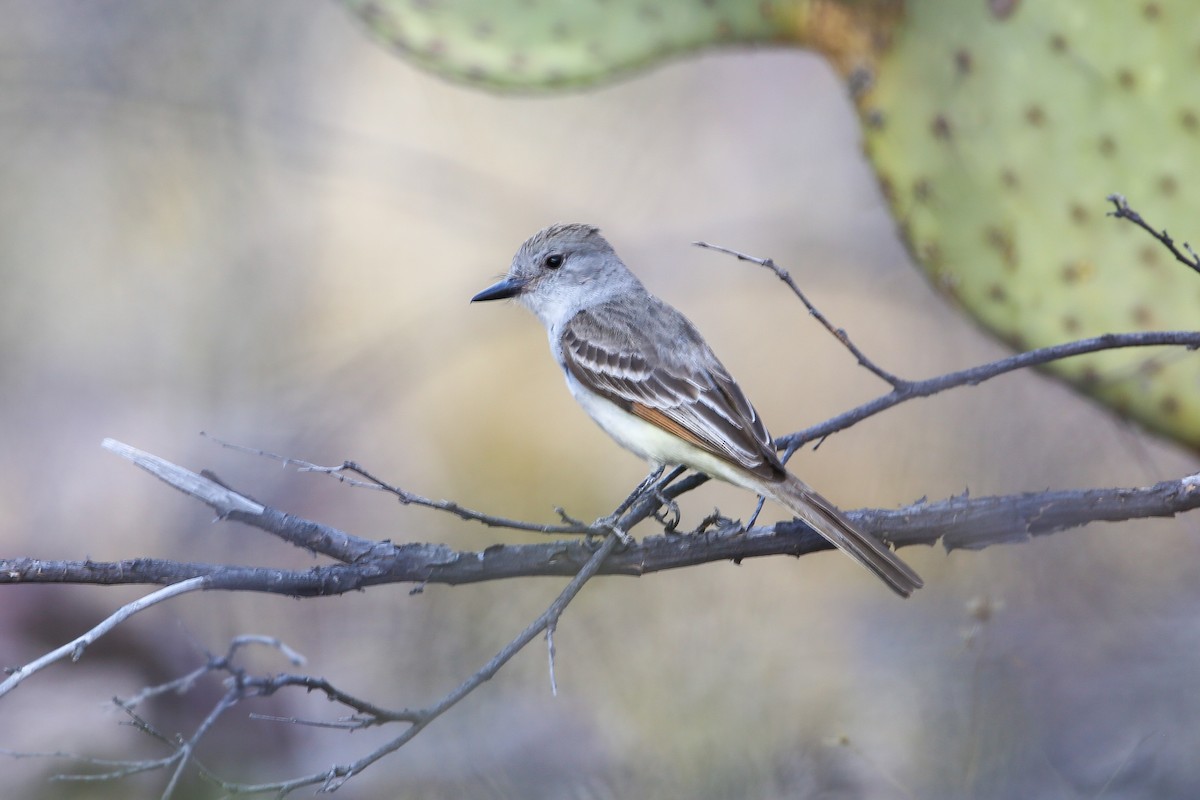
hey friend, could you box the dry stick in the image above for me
[13,705,197,786]
[204,434,594,536]
[20,706,216,786]
[224,531,622,797]
[0,576,208,699]
[546,621,559,697]
[322,460,595,536]
[118,636,306,712]
[53,751,180,785]
[695,231,1199,453]
[5,469,1199,592]
[101,439,381,562]
[67,704,247,796]
[1107,194,1200,274]
[0,746,175,780]
[246,674,421,726]
[694,240,907,388]
[167,690,243,799]
[780,330,1200,450]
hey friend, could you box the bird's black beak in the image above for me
[471,276,528,302]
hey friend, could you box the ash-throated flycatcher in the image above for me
[472,224,922,597]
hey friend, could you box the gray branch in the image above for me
[3,455,1197,594]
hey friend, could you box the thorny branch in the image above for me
[3,196,1198,796]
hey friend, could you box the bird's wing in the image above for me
[560,304,785,482]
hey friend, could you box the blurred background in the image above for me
[1,1,1198,798]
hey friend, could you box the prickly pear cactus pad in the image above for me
[856,1,1200,446]
[341,0,792,90]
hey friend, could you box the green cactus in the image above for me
[341,0,793,90]
[858,1,1200,446]
[341,0,1200,447]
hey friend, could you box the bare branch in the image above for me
[692,238,1198,455]
[1107,194,1200,274]
[311,460,596,535]
[546,621,559,697]
[0,576,208,699]
[204,435,595,536]
[102,439,265,516]
[3,471,1197,595]
[102,439,381,562]
[861,472,1200,550]
[777,331,1200,450]
[117,635,305,712]
[161,685,240,800]
[694,240,908,388]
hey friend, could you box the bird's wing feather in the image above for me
[560,304,785,482]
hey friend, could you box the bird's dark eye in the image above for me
[543,253,564,270]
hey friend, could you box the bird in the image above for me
[472,223,922,597]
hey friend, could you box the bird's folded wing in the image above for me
[560,307,785,482]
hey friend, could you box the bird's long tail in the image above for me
[765,474,923,598]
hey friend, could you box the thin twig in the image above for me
[161,686,240,800]
[244,673,421,725]
[50,707,191,783]
[546,621,559,697]
[776,331,1200,451]
[116,664,210,710]
[693,240,909,387]
[1107,194,1200,274]
[116,636,304,711]
[205,435,594,536]
[0,576,208,698]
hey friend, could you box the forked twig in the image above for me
[1107,194,1200,274]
